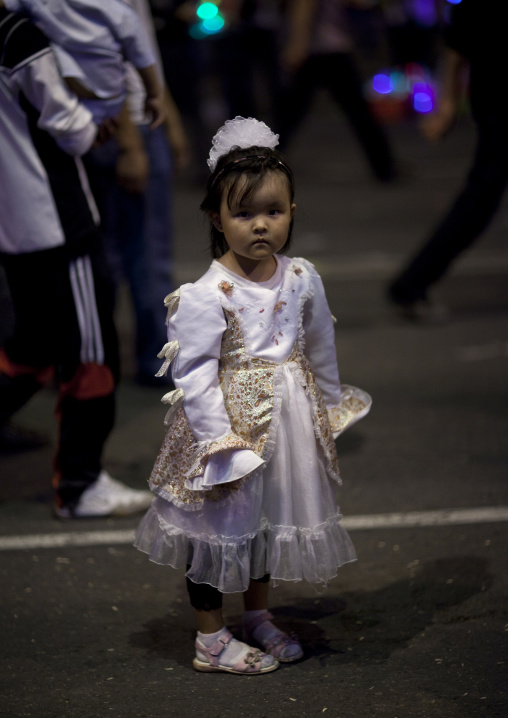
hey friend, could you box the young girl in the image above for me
[135,117,371,674]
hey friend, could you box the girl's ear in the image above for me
[209,212,223,232]
[290,203,297,219]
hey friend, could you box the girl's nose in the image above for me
[253,215,268,231]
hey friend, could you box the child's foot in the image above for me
[193,626,279,674]
[242,610,303,663]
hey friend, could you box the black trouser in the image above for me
[0,245,119,508]
[277,52,395,181]
[186,572,270,611]
[390,113,508,302]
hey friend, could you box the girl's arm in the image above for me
[164,283,264,488]
[301,263,342,406]
[301,261,372,436]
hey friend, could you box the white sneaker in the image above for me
[55,471,153,518]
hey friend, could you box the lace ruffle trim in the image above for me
[327,385,372,436]
[155,340,180,377]
[164,289,180,325]
[161,388,185,426]
[134,504,357,592]
[186,432,257,479]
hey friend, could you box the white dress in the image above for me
[134,255,371,593]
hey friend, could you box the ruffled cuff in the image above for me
[327,384,372,439]
[184,433,264,491]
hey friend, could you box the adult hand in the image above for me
[93,116,119,147]
[116,146,149,194]
[145,94,166,130]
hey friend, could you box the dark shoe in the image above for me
[0,423,49,454]
[387,287,450,324]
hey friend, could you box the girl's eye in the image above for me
[269,209,281,216]
[235,211,250,218]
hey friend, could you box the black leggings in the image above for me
[186,571,270,611]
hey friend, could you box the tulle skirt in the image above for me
[134,365,357,593]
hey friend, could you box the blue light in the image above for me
[372,74,394,95]
[197,2,218,20]
[413,91,433,113]
[446,0,462,4]
[201,15,225,34]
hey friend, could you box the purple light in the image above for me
[413,92,433,113]
[372,74,394,95]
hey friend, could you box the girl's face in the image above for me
[212,171,296,276]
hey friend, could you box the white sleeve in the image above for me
[301,262,342,406]
[108,0,156,69]
[166,284,264,488]
[13,50,97,156]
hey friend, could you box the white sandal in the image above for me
[193,629,279,674]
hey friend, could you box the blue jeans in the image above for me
[85,125,174,378]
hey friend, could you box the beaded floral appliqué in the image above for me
[292,265,302,276]
[218,280,235,297]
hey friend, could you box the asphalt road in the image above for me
[1,105,507,718]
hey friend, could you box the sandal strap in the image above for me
[264,631,300,657]
[242,611,274,636]
[231,649,266,673]
[195,629,233,667]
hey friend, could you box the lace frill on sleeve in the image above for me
[156,285,264,493]
[327,385,372,439]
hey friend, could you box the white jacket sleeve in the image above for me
[301,261,342,406]
[13,50,97,156]
[299,261,372,437]
[166,284,264,489]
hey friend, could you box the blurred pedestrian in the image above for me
[0,6,153,517]
[150,0,210,174]
[2,0,165,127]
[278,0,398,182]
[84,0,189,386]
[135,117,371,673]
[388,0,508,320]
[210,0,283,126]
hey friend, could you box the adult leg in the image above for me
[276,57,319,151]
[125,125,174,381]
[53,246,120,509]
[389,114,508,304]
[324,53,396,181]
[0,250,58,425]
[0,246,119,508]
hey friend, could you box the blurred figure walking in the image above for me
[84,0,189,386]
[0,6,153,517]
[388,0,507,320]
[278,0,397,182]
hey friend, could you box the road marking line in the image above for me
[0,507,507,552]
[457,342,508,362]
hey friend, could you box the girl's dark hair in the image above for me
[200,145,295,258]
